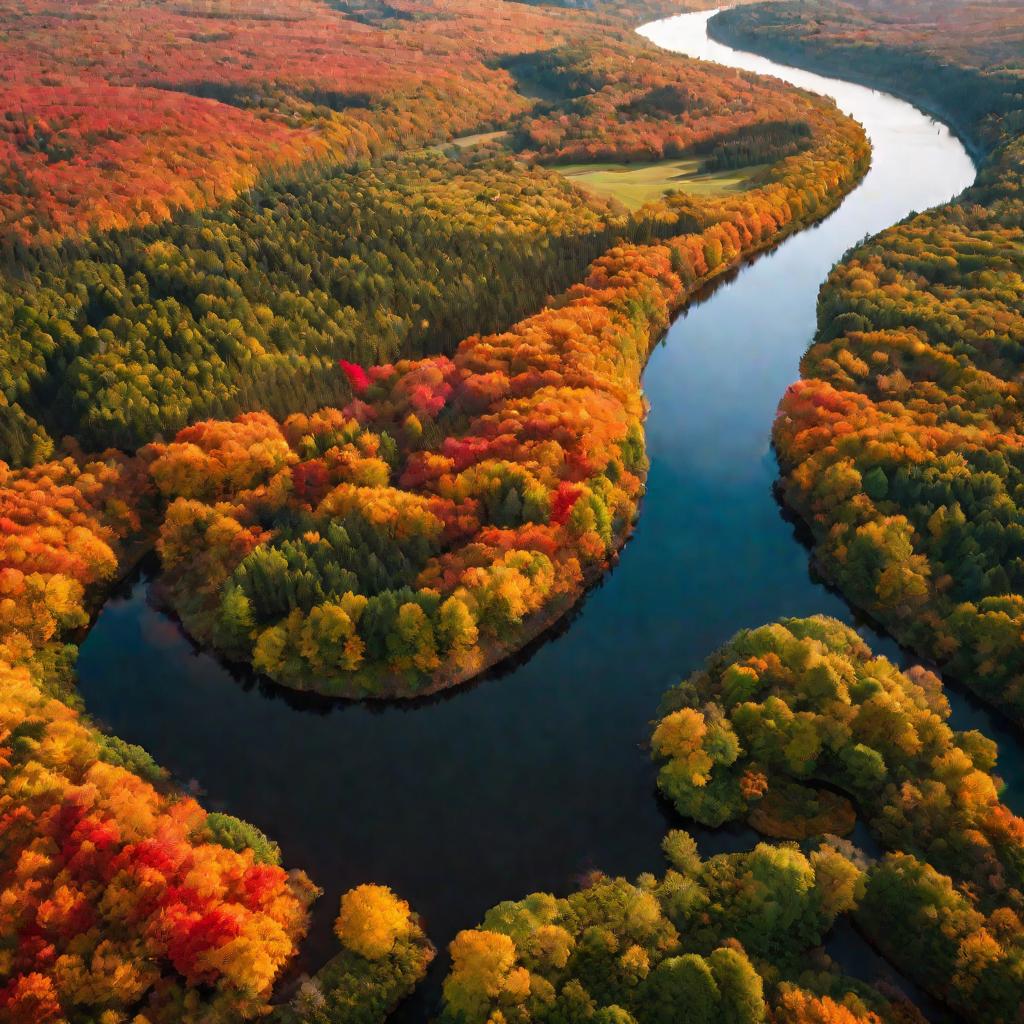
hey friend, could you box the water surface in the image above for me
[78,10,1008,1017]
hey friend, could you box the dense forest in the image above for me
[5,0,1024,1022]
[0,0,872,702]
[711,1,1024,723]
[436,839,905,1024]
[652,617,1024,1020]
[0,0,876,1020]
[0,9,860,462]
[1,152,627,455]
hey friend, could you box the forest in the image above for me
[0,0,871,702]
[2,0,1023,1022]
[712,1,1024,723]
[0,0,875,1019]
[652,618,1024,1020]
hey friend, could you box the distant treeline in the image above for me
[714,2,1024,725]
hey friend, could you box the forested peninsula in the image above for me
[712,1,1024,724]
[0,1,874,1021]
[4,1,1024,1023]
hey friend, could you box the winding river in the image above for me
[77,9,1017,1019]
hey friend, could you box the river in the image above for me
[76,8,1011,1020]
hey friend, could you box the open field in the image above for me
[448,129,510,148]
[428,130,511,153]
[556,156,765,209]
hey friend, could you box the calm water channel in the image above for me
[77,9,1012,1019]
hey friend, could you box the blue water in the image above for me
[77,11,1008,1019]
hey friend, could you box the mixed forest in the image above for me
[0,0,871,700]
[0,0,874,1020]
[712,1,1024,723]
[3,0,1024,1022]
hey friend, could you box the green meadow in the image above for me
[556,156,765,209]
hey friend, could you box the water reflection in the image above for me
[78,10,991,1020]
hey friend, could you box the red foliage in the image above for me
[339,360,371,395]
[0,0,586,243]
[0,81,322,245]
[551,482,583,525]
[292,460,331,504]
[0,973,63,1024]
[0,657,317,1023]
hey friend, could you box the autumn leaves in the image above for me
[649,616,1024,1020]
[0,454,318,1023]
[147,134,871,699]
[0,1,882,1020]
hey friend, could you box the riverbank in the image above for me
[79,11,984,1019]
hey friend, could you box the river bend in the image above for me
[78,9,1011,1017]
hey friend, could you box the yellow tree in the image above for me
[334,884,413,960]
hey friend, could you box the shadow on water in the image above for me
[75,9,999,1022]
[771,474,1024,800]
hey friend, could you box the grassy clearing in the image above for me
[449,130,510,149]
[555,157,766,210]
[428,130,510,154]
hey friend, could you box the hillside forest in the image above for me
[3,1,1024,1023]
[712,1,1024,723]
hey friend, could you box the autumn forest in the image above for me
[1,1,1023,1023]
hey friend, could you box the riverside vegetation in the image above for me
[433,617,1024,1023]
[713,1,1024,724]
[0,1,874,1021]
[5,0,1024,1022]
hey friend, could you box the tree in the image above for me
[708,947,765,1024]
[640,954,720,1024]
[334,885,413,961]
[443,929,530,1024]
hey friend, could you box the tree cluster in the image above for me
[514,39,823,167]
[436,834,916,1024]
[279,885,435,1024]
[652,616,1024,1020]
[714,0,1024,726]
